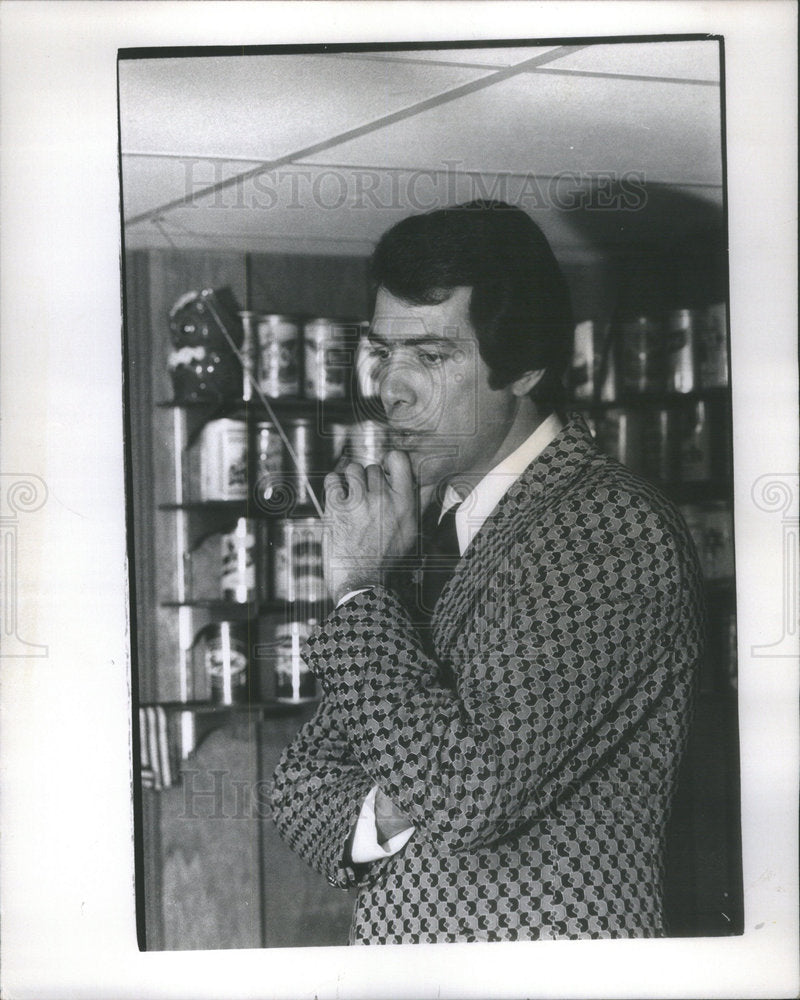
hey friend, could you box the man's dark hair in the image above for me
[370,200,573,411]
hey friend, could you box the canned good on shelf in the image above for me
[304,318,355,400]
[254,421,284,505]
[193,621,249,705]
[597,331,619,402]
[194,418,248,501]
[271,518,326,603]
[697,302,729,388]
[284,417,318,509]
[678,400,713,482]
[238,310,258,402]
[619,315,663,395]
[220,517,257,603]
[257,314,301,398]
[256,616,319,703]
[665,308,697,394]
[570,320,600,400]
[680,502,735,580]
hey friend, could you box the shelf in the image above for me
[160,599,331,615]
[569,386,730,411]
[139,698,316,784]
[157,396,361,421]
[145,699,311,717]
[159,500,248,513]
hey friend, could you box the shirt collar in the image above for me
[440,411,564,555]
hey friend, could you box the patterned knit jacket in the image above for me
[270,416,704,945]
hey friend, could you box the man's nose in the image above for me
[380,356,418,413]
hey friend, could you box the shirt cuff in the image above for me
[350,785,415,864]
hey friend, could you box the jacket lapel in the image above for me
[431,414,598,657]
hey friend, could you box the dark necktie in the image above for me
[419,500,463,617]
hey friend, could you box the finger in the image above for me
[383,449,415,497]
[343,461,367,503]
[364,463,386,493]
[323,470,347,507]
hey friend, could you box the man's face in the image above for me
[367,286,518,488]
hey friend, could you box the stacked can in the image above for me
[257,617,319,704]
[270,518,326,604]
[304,318,354,400]
[257,314,301,398]
[697,302,729,388]
[238,310,258,402]
[678,401,713,482]
[680,502,735,580]
[193,621,249,705]
[194,418,248,501]
[570,320,600,401]
[285,417,317,509]
[665,308,697,394]
[619,315,663,395]
[254,421,283,505]
[220,517,257,604]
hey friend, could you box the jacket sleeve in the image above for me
[304,501,703,854]
[269,695,396,889]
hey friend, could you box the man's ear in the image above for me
[510,369,546,397]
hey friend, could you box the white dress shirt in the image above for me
[348,412,564,863]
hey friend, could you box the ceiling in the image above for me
[119,39,724,262]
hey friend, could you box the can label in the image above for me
[255,422,284,504]
[257,315,300,397]
[666,309,697,394]
[304,319,352,400]
[273,621,317,703]
[620,316,663,394]
[272,519,326,603]
[202,623,248,704]
[680,502,734,580]
[238,311,257,401]
[198,418,248,501]
[220,518,256,603]
[679,401,712,481]
[285,418,316,508]
[697,302,729,388]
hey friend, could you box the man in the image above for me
[270,200,704,945]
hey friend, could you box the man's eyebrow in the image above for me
[366,330,454,347]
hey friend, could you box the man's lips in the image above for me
[388,428,430,450]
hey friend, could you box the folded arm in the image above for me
[306,514,700,854]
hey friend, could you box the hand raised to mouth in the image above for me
[323,449,419,605]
